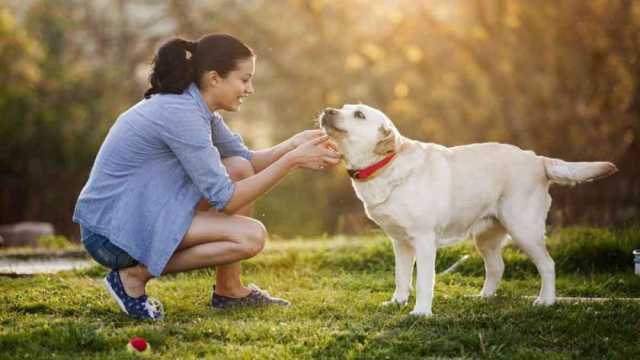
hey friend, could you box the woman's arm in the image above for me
[249,140,295,173]
[250,129,326,173]
[223,135,339,214]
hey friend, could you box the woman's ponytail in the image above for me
[144,38,198,99]
[143,34,254,99]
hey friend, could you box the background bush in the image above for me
[1,0,638,239]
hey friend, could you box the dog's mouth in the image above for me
[324,123,347,134]
[320,114,348,134]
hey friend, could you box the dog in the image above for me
[320,104,617,316]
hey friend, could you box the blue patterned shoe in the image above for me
[211,283,291,310]
[103,270,164,320]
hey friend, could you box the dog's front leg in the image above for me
[410,233,436,316]
[383,238,415,306]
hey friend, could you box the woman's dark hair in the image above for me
[144,33,254,99]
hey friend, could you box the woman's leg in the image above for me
[118,156,259,298]
[211,157,256,297]
[118,265,152,298]
[119,209,265,297]
[173,157,260,296]
[162,211,266,273]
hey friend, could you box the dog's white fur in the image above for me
[320,104,617,316]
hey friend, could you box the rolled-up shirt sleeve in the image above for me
[211,113,253,161]
[159,106,235,211]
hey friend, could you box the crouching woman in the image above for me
[73,33,340,320]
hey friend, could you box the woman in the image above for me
[73,33,341,320]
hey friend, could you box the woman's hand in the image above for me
[289,129,339,152]
[285,135,341,171]
[289,129,324,149]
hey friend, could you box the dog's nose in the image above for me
[324,108,338,116]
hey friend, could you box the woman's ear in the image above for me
[374,126,397,155]
[205,70,222,87]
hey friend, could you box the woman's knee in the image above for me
[237,219,267,258]
[223,156,255,181]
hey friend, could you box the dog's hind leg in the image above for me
[500,192,556,306]
[474,224,508,298]
[513,230,555,305]
[383,238,415,306]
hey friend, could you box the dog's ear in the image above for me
[374,126,396,155]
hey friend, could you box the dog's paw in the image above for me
[409,308,433,317]
[532,297,556,306]
[381,298,407,307]
[479,290,497,298]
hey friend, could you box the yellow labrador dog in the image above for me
[320,104,617,316]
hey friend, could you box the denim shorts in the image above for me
[80,226,138,269]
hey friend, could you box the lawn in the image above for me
[1,226,640,359]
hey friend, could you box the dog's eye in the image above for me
[354,110,366,119]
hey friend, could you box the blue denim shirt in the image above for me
[73,83,252,276]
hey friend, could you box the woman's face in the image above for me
[209,57,255,112]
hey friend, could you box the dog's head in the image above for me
[319,104,401,168]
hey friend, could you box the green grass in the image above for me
[1,227,640,359]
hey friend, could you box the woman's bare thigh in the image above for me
[177,211,261,251]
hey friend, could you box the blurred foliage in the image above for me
[0,0,638,239]
[36,234,72,250]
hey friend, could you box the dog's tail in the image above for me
[542,157,618,186]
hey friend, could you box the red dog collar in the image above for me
[347,153,397,181]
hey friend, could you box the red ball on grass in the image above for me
[127,337,151,355]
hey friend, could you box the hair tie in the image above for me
[185,40,197,54]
